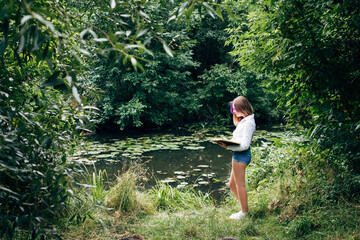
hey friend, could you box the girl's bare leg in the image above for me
[229,169,240,203]
[230,161,248,212]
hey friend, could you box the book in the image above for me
[211,138,241,149]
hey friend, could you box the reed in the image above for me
[80,164,109,204]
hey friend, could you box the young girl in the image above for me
[224,96,256,219]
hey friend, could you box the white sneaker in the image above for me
[229,211,247,219]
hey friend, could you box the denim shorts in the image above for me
[232,148,251,165]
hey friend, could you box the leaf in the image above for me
[33,13,55,32]
[93,38,108,42]
[179,1,189,14]
[72,86,81,104]
[139,10,150,20]
[66,75,72,86]
[162,41,173,57]
[21,15,32,24]
[130,57,137,70]
[355,121,360,131]
[136,29,148,38]
[224,5,234,19]
[0,185,19,196]
[76,47,90,56]
[168,15,176,23]
[185,4,194,20]
[18,35,25,53]
[76,183,95,188]
[110,0,116,9]
[96,205,114,210]
[215,7,224,21]
[124,44,153,56]
[41,137,52,149]
[80,29,98,39]
[83,106,100,111]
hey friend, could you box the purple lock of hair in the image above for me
[229,101,237,115]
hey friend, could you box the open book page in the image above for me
[212,138,241,149]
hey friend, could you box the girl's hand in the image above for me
[233,114,244,126]
[218,142,227,149]
[212,138,228,149]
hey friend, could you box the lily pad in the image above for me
[160,178,176,184]
[198,181,209,185]
[97,154,114,159]
[183,146,205,150]
[192,169,202,172]
[197,165,209,168]
[87,151,102,155]
[201,173,214,178]
[176,175,186,179]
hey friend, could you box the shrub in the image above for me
[0,77,82,239]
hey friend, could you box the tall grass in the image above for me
[80,164,109,204]
[103,163,154,216]
[151,180,214,211]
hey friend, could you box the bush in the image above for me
[0,77,82,238]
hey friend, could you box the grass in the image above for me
[57,140,360,240]
[151,181,214,211]
[80,164,109,204]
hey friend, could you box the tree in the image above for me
[226,0,360,172]
[0,0,229,238]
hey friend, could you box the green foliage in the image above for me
[92,49,200,129]
[226,0,360,172]
[287,215,315,238]
[197,64,246,122]
[198,64,282,123]
[151,182,213,211]
[0,0,227,237]
[90,0,281,129]
[0,70,80,238]
[89,1,204,129]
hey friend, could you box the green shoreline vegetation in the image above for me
[53,128,359,240]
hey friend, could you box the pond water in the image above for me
[70,124,291,200]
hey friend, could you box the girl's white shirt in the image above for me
[228,114,256,152]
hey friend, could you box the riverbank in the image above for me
[56,128,360,239]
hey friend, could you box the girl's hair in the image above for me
[233,96,253,116]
